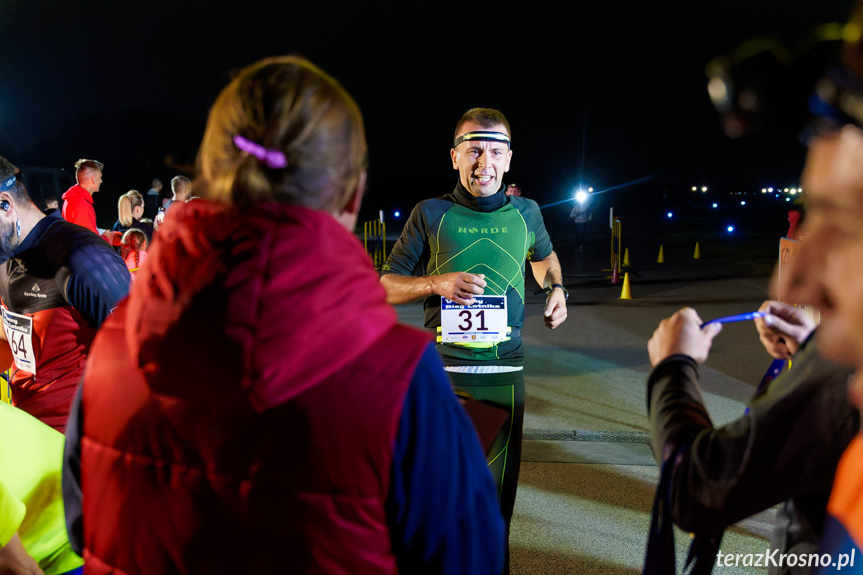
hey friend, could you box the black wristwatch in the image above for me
[545,283,569,300]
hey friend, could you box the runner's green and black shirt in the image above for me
[382,182,553,367]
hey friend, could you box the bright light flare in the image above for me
[575,190,588,204]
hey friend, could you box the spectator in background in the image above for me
[119,228,148,275]
[154,176,192,229]
[787,208,803,240]
[61,159,103,235]
[505,182,522,196]
[66,55,503,574]
[145,178,162,220]
[112,190,154,242]
[167,175,191,208]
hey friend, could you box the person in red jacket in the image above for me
[63,55,504,574]
[61,159,103,234]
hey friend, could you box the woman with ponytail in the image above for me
[112,190,153,241]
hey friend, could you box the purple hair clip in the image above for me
[232,134,288,169]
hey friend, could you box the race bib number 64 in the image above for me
[2,308,36,374]
[441,296,507,343]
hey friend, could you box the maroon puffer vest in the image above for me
[81,302,430,574]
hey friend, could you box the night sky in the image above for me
[0,1,856,224]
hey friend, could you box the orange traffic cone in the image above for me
[693,242,701,260]
[657,245,665,264]
[620,273,632,299]
[611,261,620,284]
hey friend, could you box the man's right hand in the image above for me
[431,272,486,306]
[754,300,816,359]
[648,307,722,366]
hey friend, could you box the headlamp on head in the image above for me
[453,130,511,149]
[0,175,15,193]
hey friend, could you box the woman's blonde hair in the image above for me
[196,55,367,212]
[118,190,145,227]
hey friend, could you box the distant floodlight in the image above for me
[761,188,767,193]
[712,203,718,208]
[701,186,708,192]
[394,211,400,218]
[768,187,774,192]
[587,187,593,192]
[740,201,746,206]
[667,212,673,218]
[727,226,734,232]
[692,186,697,191]
[575,190,588,204]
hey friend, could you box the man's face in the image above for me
[0,217,16,264]
[786,126,863,373]
[92,170,102,193]
[450,121,512,197]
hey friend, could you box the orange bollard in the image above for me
[611,261,620,284]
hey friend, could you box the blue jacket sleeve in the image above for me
[387,343,504,574]
[62,383,84,555]
[64,242,131,328]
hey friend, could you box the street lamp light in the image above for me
[574,190,588,204]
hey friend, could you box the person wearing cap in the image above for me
[381,107,567,573]
[0,156,130,433]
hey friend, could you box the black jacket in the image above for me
[647,335,857,573]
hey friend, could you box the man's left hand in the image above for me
[544,289,567,329]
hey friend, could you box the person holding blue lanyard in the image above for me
[381,107,568,573]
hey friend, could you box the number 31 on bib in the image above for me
[440,296,507,343]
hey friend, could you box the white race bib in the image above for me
[2,308,36,374]
[441,296,507,343]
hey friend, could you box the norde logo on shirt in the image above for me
[458,227,508,234]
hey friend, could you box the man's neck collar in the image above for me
[454,181,508,213]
